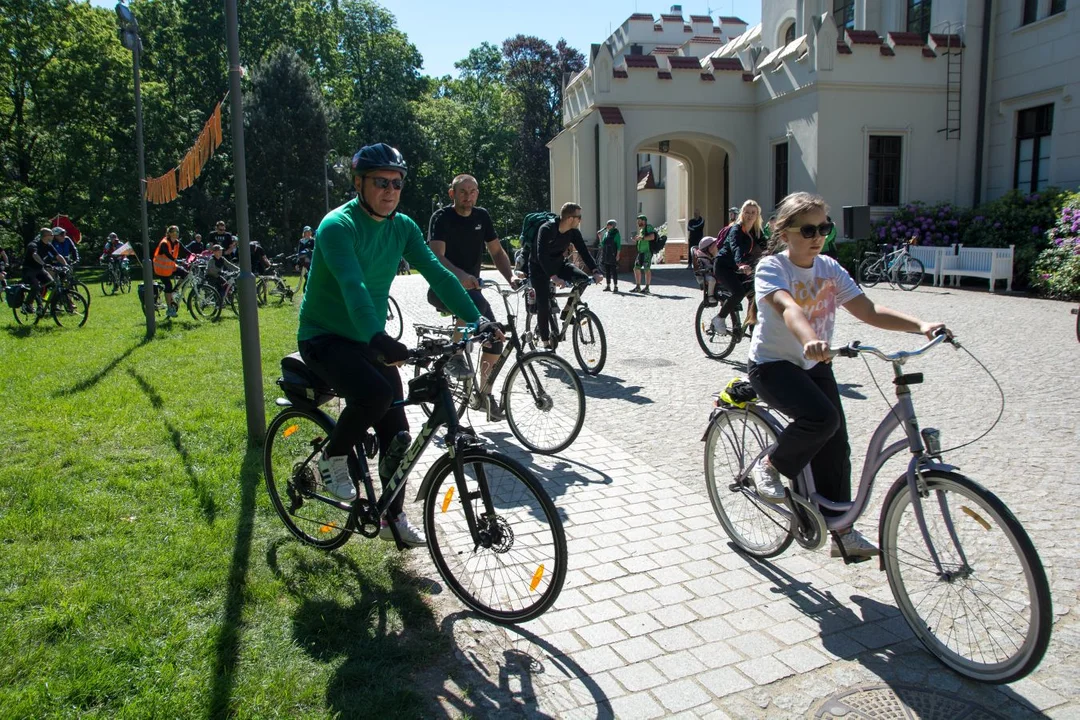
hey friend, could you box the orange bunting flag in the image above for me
[145,99,226,203]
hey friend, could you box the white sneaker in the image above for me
[753,457,786,502]
[379,512,426,548]
[317,454,357,501]
[445,353,471,379]
[710,315,729,336]
[831,529,880,558]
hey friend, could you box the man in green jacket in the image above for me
[297,143,484,547]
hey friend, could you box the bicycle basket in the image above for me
[718,378,758,408]
[4,284,27,309]
[279,353,335,406]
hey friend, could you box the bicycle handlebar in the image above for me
[408,321,506,365]
[829,329,956,363]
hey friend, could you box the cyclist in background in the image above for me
[23,227,66,308]
[52,227,79,267]
[153,225,191,317]
[297,143,487,547]
[530,202,602,348]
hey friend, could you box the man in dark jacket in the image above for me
[530,202,602,348]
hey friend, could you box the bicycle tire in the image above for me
[255,277,268,307]
[423,448,567,622]
[571,309,607,375]
[274,278,293,305]
[101,273,117,296]
[704,409,794,558]
[119,273,131,294]
[13,299,42,326]
[858,256,883,288]
[74,281,92,307]
[188,284,222,322]
[880,470,1051,683]
[264,407,356,549]
[52,290,88,328]
[894,256,925,291]
[522,309,540,352]
[502,351,584,454]
[385,295,404,341]
[695,301,739,360]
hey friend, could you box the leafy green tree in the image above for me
[244,47,331,255]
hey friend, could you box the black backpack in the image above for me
[650,233,667,255]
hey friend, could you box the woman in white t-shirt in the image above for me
[746,192,948,559]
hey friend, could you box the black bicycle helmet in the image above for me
[351,143,408,179]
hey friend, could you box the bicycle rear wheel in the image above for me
[571,309,607,375]
[52,290,88,327]
[188,285,222,321]
[894,256,925,291]
[264,407,355,549]
[858,256,883,287]
[255,277,268,306]
[119,273,131,294]
[423,449,567,623]
[880,470,1051,683]
[101,273,117,296]
[703,408,793,558]
[385,295,403,340]
[503,352,585,455]
[695,301,739,360]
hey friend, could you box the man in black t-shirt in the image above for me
[426,174,515,418]
[531,202,602,348]
[23,227,66,306]
[207,220,235,259]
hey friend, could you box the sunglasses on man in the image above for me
[369,176,405,190]
[791,221,835,239]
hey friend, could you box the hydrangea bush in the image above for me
[871,201,970,247]
[962,188,1067,290]
[1030,193,1080,300]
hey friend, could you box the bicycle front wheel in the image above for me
[571,309,607,375]
[858,256,883,287]
[894,256,925,291]
[264,408,356,549]
[423,449,567,622]
[414,360,472,419]
[704,408,793,558]
[503,352,585,454]
[881,470,1051,683]
[52,290,88,327]
[119,273,131,294]
[101,273,117,296]
[75,281,92,307]
[188,285,222,322]
[385,295,403,340]
[255,278,268,306]
[695,301,739,360]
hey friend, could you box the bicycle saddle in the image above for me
[279,353,335,406]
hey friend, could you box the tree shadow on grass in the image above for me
[264,538,447,719]
[207,444,261,719]
[53,339,147,397]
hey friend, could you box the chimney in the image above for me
[670,4,682,13]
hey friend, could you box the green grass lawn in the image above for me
[0,274,447,718]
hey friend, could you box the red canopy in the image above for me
[50,214,82,244]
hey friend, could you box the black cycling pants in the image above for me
[714,263,751,318]
[530,262,590,342]
[747,360,851,505]
[25,270,51,304]
[299,334,409,516]
[156,267,188,295]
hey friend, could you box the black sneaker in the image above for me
[484,394,505,422]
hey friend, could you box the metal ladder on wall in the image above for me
[938,22,963,140]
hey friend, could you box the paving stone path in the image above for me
[385,266,1078,718]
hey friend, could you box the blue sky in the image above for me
[93,1,762,79]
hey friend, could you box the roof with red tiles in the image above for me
[836,41,853,55]
[888,31,926,47]
[624,54,660,68]
[657,70,673,79]
[689,15,712,22]
[651,46,679,54]
[669,56,704,69]
[700,73,715,81]
[710,57,745,72]
[629,13,654,20]
[597,106,625,124]
[846,29,882,44]
[929,33,965,49]
[661,13,684,22]
[718,16,747,24]
[689,36,723,43]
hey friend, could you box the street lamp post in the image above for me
[116,1,155,339]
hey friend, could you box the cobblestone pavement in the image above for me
[385,267,1079,718]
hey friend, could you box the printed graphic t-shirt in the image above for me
[748,253,862,369]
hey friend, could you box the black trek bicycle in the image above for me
[264,326,567,623]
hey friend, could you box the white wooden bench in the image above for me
[938,245,1014,292]
[907,246,945,286]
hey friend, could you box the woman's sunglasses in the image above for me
[791,221,834,239]
[369,176,404,190]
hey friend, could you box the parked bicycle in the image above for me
[8,268,88,327]
[702,332,1050,683]
[100,257,132,296]
[858,240,925,291]
[521,276,607,375]
[256,256,296,306]
[264,325,567,623]
[413,279,585,455]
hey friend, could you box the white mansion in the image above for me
[548,0,1078,250]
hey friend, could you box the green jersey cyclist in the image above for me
[297,142,489,547]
